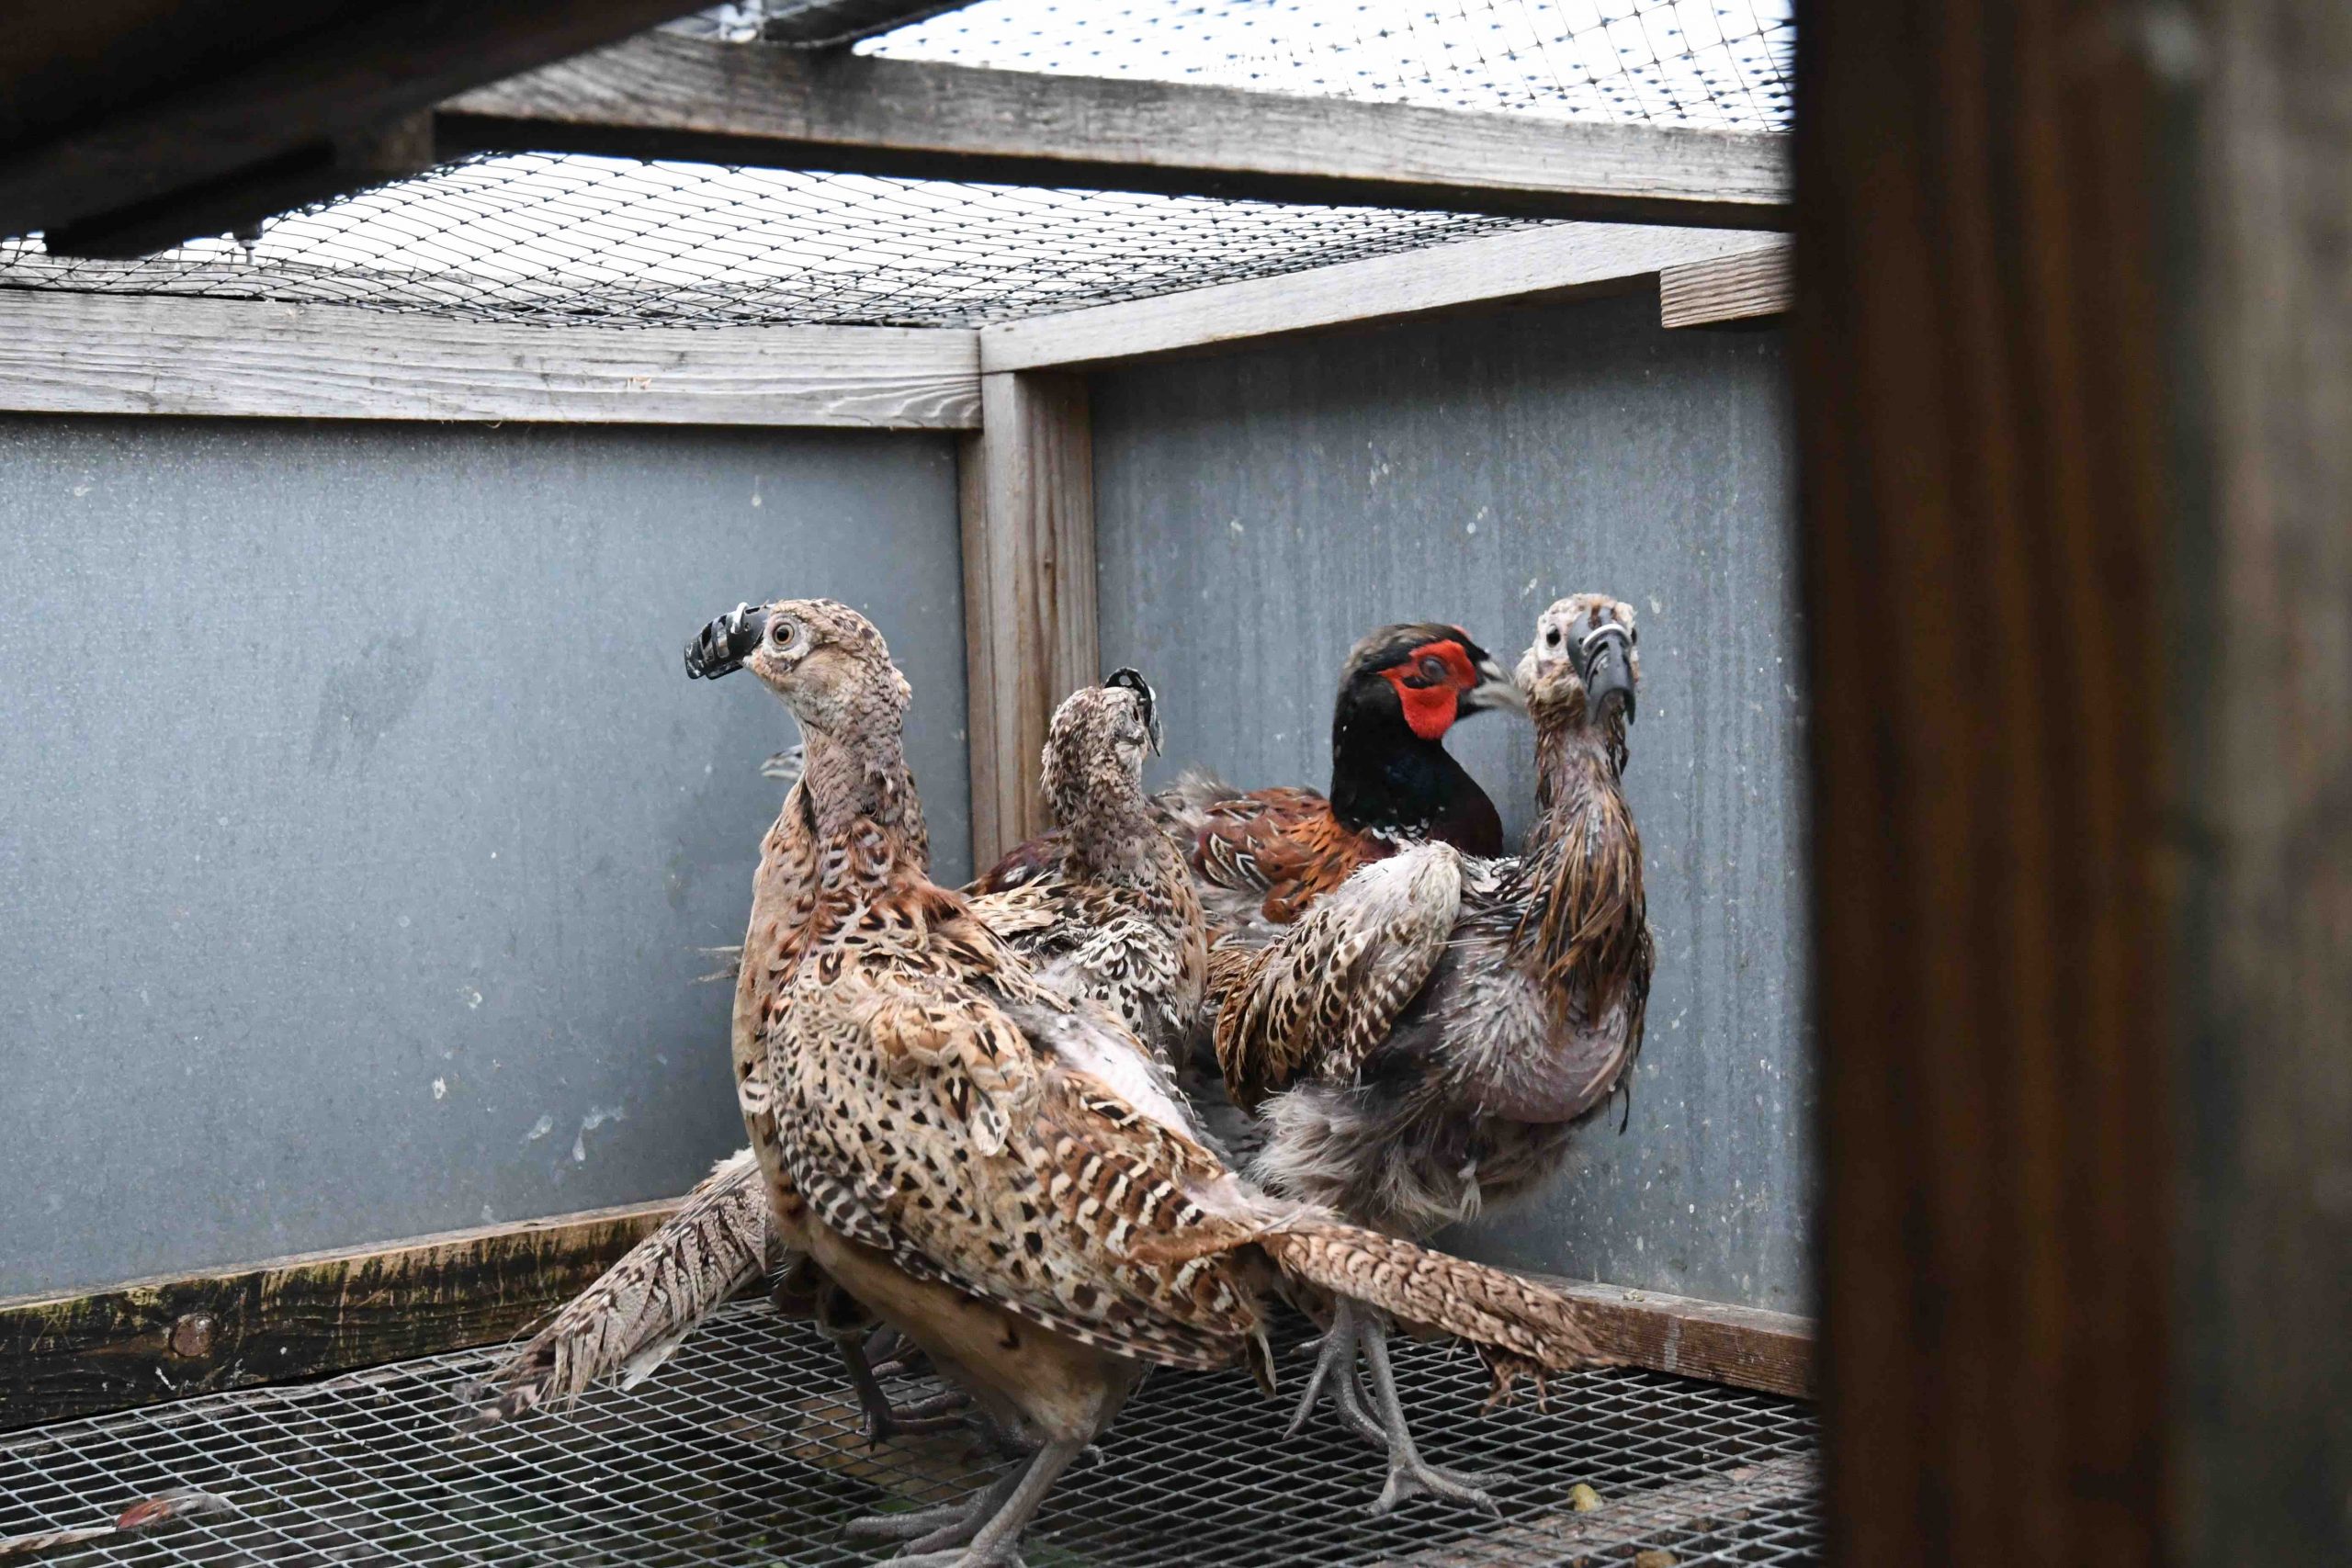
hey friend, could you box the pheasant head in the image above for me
[1518,594,1638,773]
[685,596,910,740]
[686,596,925,856]
[1036,668,1168,875]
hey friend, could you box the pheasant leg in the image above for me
[811,1281,969,1447]
[1358,1316,1504,1517]
[888,1438,1084,1568]
[1283,1301,1393,1448]
[824,1325,972,1444]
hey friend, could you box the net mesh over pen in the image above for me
[0,1302,1820,1567]
[0,1,1791,330]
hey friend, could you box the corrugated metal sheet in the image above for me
[0,416,966,1297]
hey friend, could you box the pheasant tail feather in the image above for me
[464,1149,769,1427]
[1260,1223,1613,1376]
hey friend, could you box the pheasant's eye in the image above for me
[1417,655,1447,683]
[770,621,795,647]
[1545,626,1563,648]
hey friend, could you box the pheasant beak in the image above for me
[1577,625,1637,723]
[1104,667,1163,754]
[684,603,771,680]
[1462,654,1528,716]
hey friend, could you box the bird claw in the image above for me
[886,1549,1023,1568]
[846,1502,975,1542]
[1370,1458,1507,1518]
[1284,1319,1355,1438]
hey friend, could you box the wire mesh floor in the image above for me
[0,1300,1818,1567]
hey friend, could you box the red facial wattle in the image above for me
[1378,638,1478,740]
[1388,678,1458,739]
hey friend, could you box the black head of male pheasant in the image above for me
[691,596,1610,1560]
[1208,594,1653,1508]
[1146,622,1521,932]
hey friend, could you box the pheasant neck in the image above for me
[795,723,930,891]
[1328,716,1495,848]
[1508,713,1644,1006]
[1061,786,1157,881]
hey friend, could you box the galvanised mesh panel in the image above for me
[868,1,1794,130]
[0,163,1529,330]
[0,1299,1819,1566]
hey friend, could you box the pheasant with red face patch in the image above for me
[1209,594,1654,1513]
[1150,622,1521,931]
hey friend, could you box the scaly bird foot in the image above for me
[1370,1454,1506,1517]
[1355,1311,1507,1517]
[847,1464,1024,1551]
[885,1548,1023,1568]
[1284,1303,1389,1448]
[845,1501,978,1543]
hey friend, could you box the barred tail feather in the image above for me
[463,1148,769,1427]
[1259,1223,1611,1374]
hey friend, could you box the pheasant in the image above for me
[696,596,1610,1561]
[469,670,1201,1437]
[966,670,1204,1069]
[1209,593,1653,1510]
[470,596,933,1438]
[1153,621,1521,933]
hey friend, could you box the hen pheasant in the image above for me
[470,672,1199,1439]
[1209,594,1653,1510]
[967,670,1205,1070]
[696,596,1610,1562]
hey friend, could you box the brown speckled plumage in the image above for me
[968,678,1206,1067]
[466,1149,772,1427]
[729,600,1611,1555]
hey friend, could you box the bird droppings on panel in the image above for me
[571,1105,628,1163]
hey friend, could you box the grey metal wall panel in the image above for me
[1091,295,1810,1313]
[0,416,967,1298]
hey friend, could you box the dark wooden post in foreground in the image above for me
[1800,0,2352,1562]
[1792,2,2174,1562]
[2168,1,2352,1561]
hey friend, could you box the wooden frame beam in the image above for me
[1658,238,1792,328]
[957,371,1098,867]
[438,33,1792,228]
[979,224,1785,373]
[751,1,983,48]
[1531,1276,1812,1401]
[0,1201,677,1431]
[0,292,980,427]
[0,1204,1812,1430]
